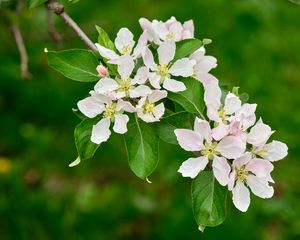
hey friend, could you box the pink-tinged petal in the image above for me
[153,103,165,120]
[247,176,274,199]
[178,156,209,178]
[174,129,204,151]
[247,119,273,146]
[212,156,231,186]
[77,96,105,118]
[139,18,152,31]
[246,159,274,177]
[228,171,236,191]
[134,66,149,84]
[158,41,175,65]
[168,21,183,41]
[115,28,135,54]
[233,152,252,169]
[153,21,169,41]
[190,48,205,62]
[224,92,241,115]
[235,103,257,130]
[142,47,157,71]
[148,73,161,89]
[212,122,230,141]
[163,78,186,92]
[94,78,119,93]
[232,180,250,212]
[203,76,221,119]
[194,56,217,74]
[182,20,194,39]
[91,118,111,144]
[265,140,288,161]
[129,85,152,98]
[194,117,212,142]
[95,43,119,60]
[169,58,195,77]
[148,90,167,103]
[117,56,134,80]
[217,136,246,159]
[133,30,148,58]
[113,114,129,134]
[116,99,135,112]
[96,65,109,77]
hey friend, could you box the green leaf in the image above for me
[157,111,194,144]
[74,117,100,161]
[124,115,159,180]
[47,49,99,82]
[95,25,115,51]
[168,78,204,117]
[174,39,202,61]
[27,0,47,9]
[192,171,228,228]
[289,0,300,5]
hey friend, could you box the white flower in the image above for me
[190,47,217,84]
[136,90,167,122]
[139,16,194,44]
[94,56,152,99]
[95,27,147,62]
[228,153,274,212]
[174,117,246,186]
[142,41,195,92]
[77,93,135,144]
[249,119,288,162]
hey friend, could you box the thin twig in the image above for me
[45,0,97,51]
[46,7,62,48]
[12,0,31,79]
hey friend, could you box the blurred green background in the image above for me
[1,0,300,239]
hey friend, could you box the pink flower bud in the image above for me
[96,65,109,77]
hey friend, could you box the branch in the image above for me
[46,7,62,48]
[45,0,97,51]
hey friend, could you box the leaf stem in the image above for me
[45,0,97,51]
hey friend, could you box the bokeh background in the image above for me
[1,0,300,239]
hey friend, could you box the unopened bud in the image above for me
[96,65,109,77]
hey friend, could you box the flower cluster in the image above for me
[76,16,288,213]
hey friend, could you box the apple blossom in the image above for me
[77,92,135,144]
[142,41,196,92]
[136,90,167,122]
[94,56,152,99]
[174,117,246,186]
[228,153,274,212]
[96,65,109,77]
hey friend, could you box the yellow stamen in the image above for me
[166,32,175,40]
[144,103,155,113]
[121,45,132,55]
[103,104,116,118]
[236,166,248,182]
[201,142,220,160]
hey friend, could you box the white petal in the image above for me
[224,92,241,115]
[247,120,273,146]
[134,66,149,84]
[174,129,204,151]
[113,114,129,134]
[178,156,209,178]
[158,41,175,65]
[228,171,236,191]
[232,180,250,212]
[69,157,81,167]
[235,103,257,130]
[91,118,111,144]
[163,78,186,92]
[247,175,274,199]
[116,99,135,112]
[137,111,156,123]
[194,56,217,73]
[212,156,231,186]
[168,21,183,41]
[182,20,194,39]
[246,159,274,177]
[169,58,195,77]
[203,76,221,120]
[265,140,288,161]
[148,73,161,89]
[139,18,152,31]
[233,152,252,169]
[217,136,246,159]
[212,122,230,141]
[148,90,168,103]
[117,56,134,80]
[94,78,119,93]
[115,28,135,54]
[77,95,105,118]
[142,47,157,70]
[153,103,165,120]
[133,30,148,58]
[95,43,119,60]
[129,85,152,98]
[193,117,212,142]
[190,48,205,62]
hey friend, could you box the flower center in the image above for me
[118,79,133,97]
[157,64,170,84]
[252,147,268,158]
[103,104,116,119]
[144,102,155,113]
[236,166,248,182]
[120,45,132,55]
[201,142,219,160]
[166,32,175,40]
[218,107,228,124]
